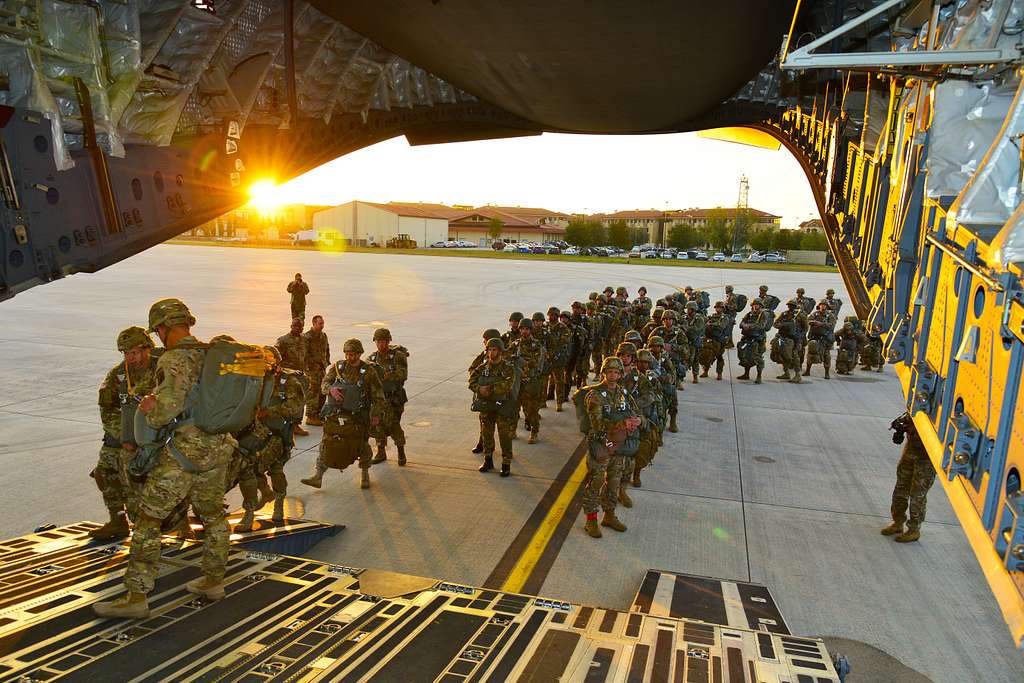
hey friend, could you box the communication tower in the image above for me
[732,174,750,252]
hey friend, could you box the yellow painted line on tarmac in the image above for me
[500,455,589,595]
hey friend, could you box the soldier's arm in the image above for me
[266,374,306,419]
[321,363,338,395]
[586,391,618,437]
[366,365,387,420]
[468,364,483,392]
[146,350,195,428]
[98,366,122,437]
[325,337,331,364]
[287,282,294,293]
[390,350,409,383]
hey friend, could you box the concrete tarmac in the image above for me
[0,245,1020,682]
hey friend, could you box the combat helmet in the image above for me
[648,335,665,347]
[532,312,545,322]
[547,306,560,316]
[652,306,664,319]
[751,297,764,307]
[636,349,655,363]
[509,311,524,322]
[588,292,599,301]
[826,288,835,296]
[616,341,637,356]
[372,328,392,341]
[483,328,501,340]
[117,326,154,352]
[600,357,624,373]
[616,286,628,296]
[786,298,799,308]
[796,288,805,296]
[685,301,698,311]
[485,337,505,352]
[624,330,643,344]
[147,298,195,332]
[663,309,677,320]
[343,338,364,354]
[725,285,734,293]
[714,301,725,310]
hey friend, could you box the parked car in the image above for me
[454,239,475,248]
[564,246,579,256]
[695,251,709,261]
[676,252,689,260]
[530,245,545,254]
[515,244,532,253]
[628,251,641,258]
[659,250,675,259]
[764,253,780,263]
[430,240,448,248]
[712,252,726,262]
[502,243,517,252]
[594,247,610,257]
[747,252,764,263]
[640,250,658,259]
[730,253,743,262]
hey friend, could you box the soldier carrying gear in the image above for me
[303,337,385,490]
[470,328,505,455]
[823,288,843,318]
[117,326,155,352]
[302,315,330,427]
[513,315,548,444]
[369,328,410,466]
[804,301,836,379]
[502,311,525,348]
[772,299,806,383]
[470,337,519,476]
[881,414,935,543]
[276,318,309,437]
[700,302,730,380]
[736,299,769,384]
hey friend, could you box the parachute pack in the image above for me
[572,384,602,435]
[735,293,748,311]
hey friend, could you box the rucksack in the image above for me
[184,336,268,434]
[735,293,748,312]
[572,384,602,435]
[700,290,710,310]
[260,369,306,434]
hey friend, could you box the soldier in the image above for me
[641,307,664,340]
[91,326,161,539]
[834,321,864,375]
[470,328,503,454]
[700,302,730,380]
[758,285,781,327]
[544,307,572,411]
[680,301,705,383]
[631,348,665,487]
[823,288,843,318]
[276,318,309,436]
[501,312,524,349]
[369,328,409,466]
[722,285,741,349]
[615,286,630,308]
[531,312,551,407]
[588,300,608,378]
[860,324,885,372]
[302,315,330,427]
[94,299,235,618]
[648,336,678,433]
[736,298,769,383]
[301,339,385,490]
[881,414,935,543]
[287,273,309,322]
[804,301,836,378]
[794,287,815,315]
[580,357,641,538]
[615,342,640,508]
[470,338,518,476]
[603,295,623,352]
[512,317,547,444]
[772,299,806,383]
[565,306,590,390]
[634,286,652,317]
[233,346,304,530]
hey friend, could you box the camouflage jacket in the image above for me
[823,296,843,317]
[566,318,590,364]
[512,336,547,381]
[650,351,677,386]
[641,320,661,340]
[633,295,653,312]
[321,359,386,424]
[585,381,639,440]
[544,321,572,368]
[302,329,330,371]
[705,313,730,344]
[98,356,160,442]
[795,296,816,315]
[369,345,409,404]
[807,310,836,340]
[275,332,306,371]
[500,325,521,349]
[760,293,781,311]
[241,370,306,451]
[724,293,739,316]
[679,313,706,346]
[287,280,309,304]
[626,366,663,427]
[739,309,769,339]
[774,310,808,339]
[469,356,517,401]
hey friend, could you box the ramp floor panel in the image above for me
[0,523,839,682]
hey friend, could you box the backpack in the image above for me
[735,293,748,312]
[572,384,602,435]
[184,337,269,434]
[700,290,711,310]
[261,369,306,434]
[321,360,371,418]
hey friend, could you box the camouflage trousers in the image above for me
[479,411,515,464]
[582,446,626,515]
[376,403,406,447]
[259,437,288,495]
[699,341,725,375]
[92,445,128,513]
[546,366,570,403]
[290,301,305,322]
[519,379,543,434]
[860,342,883,368]
[772,337,801,372]
[590,342,605,375]
[305,366,326,418]
[234,448,262,512]
[890,436,936,528]
[573,353,590,388]
[806,339,831,367]
[125,438,232,594]
[737,339,765,370]
[835,347,857,373]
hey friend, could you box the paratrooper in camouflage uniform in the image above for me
[736,299,769,384]
[470,338,519,476]
[302,315,330,426]
[803,302,835,378]
[369,328,409,466]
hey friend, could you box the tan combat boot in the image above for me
[632,465,642,488]
[777,370,791,380]
[272,495,285,522]
[372,443,387,464]
[716,371,722,381]
[301,469,324,489]
[305,416,323,427]
[601,511,627,532]
[755,368,762,384]
[556,402,564,413]
[257,479,274,508]
[235,508,255,533]
[802,364,811,376]
[789,371,802,384]
[699,369,709,378]
[397,445,407,466]
[880,521,903,536]
[293,424,309,437]
[584,518,602,538]
[360,468,370,489]
[894,526,920,543]
[93,592,150,619]
[737,369,750,380]
[89,511,130,540]
[824,365,830,379]
[668,414,678,433]
[692,371,699,384]
[618,487,633,508]
[528,431,538,444]
[187,576,226,600]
